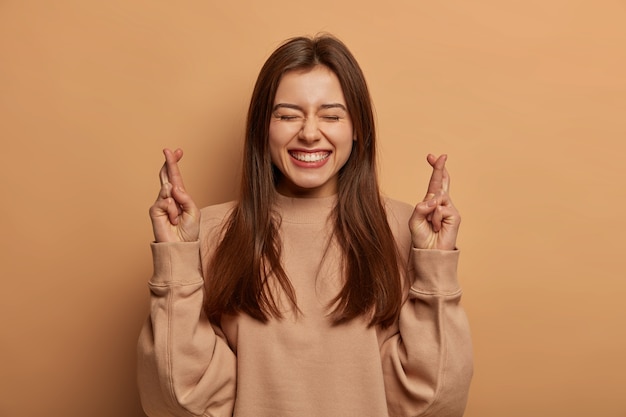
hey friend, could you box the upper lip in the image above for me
[288,148,331,153]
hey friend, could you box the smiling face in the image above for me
[269,65,354,198]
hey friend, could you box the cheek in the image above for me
[268,122,298,145]
[326,125,355,151]
[340,142,355,166]
[338,131,356,165]
[268,126,288,166]
[268,142,281,167]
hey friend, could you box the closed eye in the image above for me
[321,115,340,121]
[274,114,301,121]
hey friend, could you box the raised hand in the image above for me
[149,148,200,243]
[409,154,460,250]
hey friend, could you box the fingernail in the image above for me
[427,198,437,207]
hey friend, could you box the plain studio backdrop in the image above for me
[1,1,625,416]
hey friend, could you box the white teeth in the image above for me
[290,151,330,162]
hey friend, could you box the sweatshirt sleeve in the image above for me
[137,241,236,417]
[379,248,473,417]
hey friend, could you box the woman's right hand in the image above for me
[149,148,200,243]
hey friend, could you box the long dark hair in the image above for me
[204,34,403,328]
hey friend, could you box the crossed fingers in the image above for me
[158,148,185,199]
[424,154,450,200]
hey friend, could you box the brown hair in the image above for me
[204,34,403,328]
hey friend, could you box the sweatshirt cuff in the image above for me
[409,248,461,294]
[150,241,203,285]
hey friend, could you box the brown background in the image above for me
[1,1,625,416]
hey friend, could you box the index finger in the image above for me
[425,154,448,197]
[159,162,169,187]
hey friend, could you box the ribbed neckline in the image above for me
[273,192,337,224]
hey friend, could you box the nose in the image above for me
[298,117,321,143]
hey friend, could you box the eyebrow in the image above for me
[272,103,348,112]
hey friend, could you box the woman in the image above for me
[138,34,473,417]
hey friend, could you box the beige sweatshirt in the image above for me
[137,194,473,417]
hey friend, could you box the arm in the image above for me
[137,148,236,417]
[137,242,236,417]
[380,249,473,417]
[380,154,473,416]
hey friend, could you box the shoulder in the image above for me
[200,201,237,226]
[382,196,414,252]
[382,196,414,228]
[199,201,237,249]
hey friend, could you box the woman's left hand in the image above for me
[409,154,460,250]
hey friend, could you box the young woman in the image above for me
[138,34,473,417]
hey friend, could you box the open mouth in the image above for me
[289,151,331,163]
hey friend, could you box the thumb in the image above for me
[412,197,438,221]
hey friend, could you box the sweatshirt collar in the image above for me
[273,192,337,224]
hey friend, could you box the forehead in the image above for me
[273,65,346,104]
